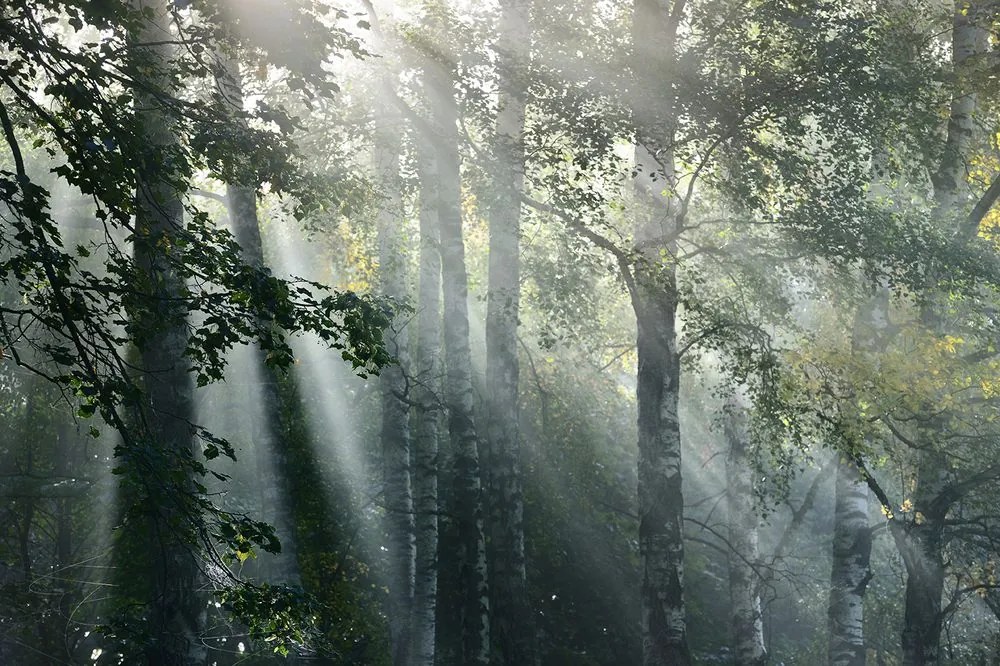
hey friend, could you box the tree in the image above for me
[213,42,301,588]
[0,0,391,657]
[420,14,490,664]
[724,391,767,666]
[410,121,442,666]
[901,4,992,663]
[125,2,207,660]
[827,457,872,666]
[630,1,691,663]
[359,6,418,664]
[483,0,537,663]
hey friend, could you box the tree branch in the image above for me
[964,173,1000,239]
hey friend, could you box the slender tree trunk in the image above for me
[484,0,536,664]
[411,128,442,666]
[355,10,418,659]
[900,476,947,666]
[828,459,871,666]
[130,2,205,662]
[631,1,690,664]
[426,51,490,666]
[724,393,767,666]
[214,50,302,587]
[374,84,416,666]
[901,5,987,664]
[51,420,76,662]
[827,283,886,666]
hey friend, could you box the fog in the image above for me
[3,1,1000,665]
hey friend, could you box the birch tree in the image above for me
[827,283,889,666]
[901,5,989,662]
[484,0,536,663]
[631,1,690,663]
[423,28,491,666]
[724,392,767,666]
[375,113,416,666]
[363,7,417,661]
[410,126,442,666]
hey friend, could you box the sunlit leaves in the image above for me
[0,0,395,657]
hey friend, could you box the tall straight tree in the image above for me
[827,458,871,666]
[213,49,302,587]
[724,392,767,666]
[128,0,204,661]
[630,1,691,663]
[483,0,536,663]
[362,6,417,662]
[410,125,442,666]
[827,283,886,666]
[424,32,491,666]
[902,3,989,663]
[374,70,416,666]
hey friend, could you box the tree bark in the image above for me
[130,2,205,662]
[724,392,767,666]
[900,469,947,666]
[425,49,490,666]
[827,282,886,666]
[374,83,416,666]
[214,48,302,588]
[900,5,988,664]
[410,127,442,666]
[631,1,691,664]
[484,0,536,664]
[828,459,871,666]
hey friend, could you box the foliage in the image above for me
[0,0,393,653]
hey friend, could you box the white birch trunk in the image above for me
[826,281,886,666]
[631,1,690,663]
[358,9,418,660]
[724,393,767,666]
[375,106,416,666]
[828,458,871,666]
[426,50,490,666]
[484,0,536,663]
[410,128,442,666]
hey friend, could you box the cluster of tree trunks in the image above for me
[369,1,542,664]
[826,4,993,666]
[116,1,1000,665]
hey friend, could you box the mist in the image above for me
[2,0,1000,665]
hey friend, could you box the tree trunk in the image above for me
[631,1,690,664]
[900,5,988,664]
[900,513,946,666]
[484,0,536,664]
[411,128,442,666]
[426,51,490,666]
[899,446,950,666]
[724,393,767,666]
[827,282,886,666]
[374,88,416,666]
[828,459,871,666]
[130,2,205,662]
[214,49,302,588]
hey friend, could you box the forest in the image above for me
[4,0,1000,664]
